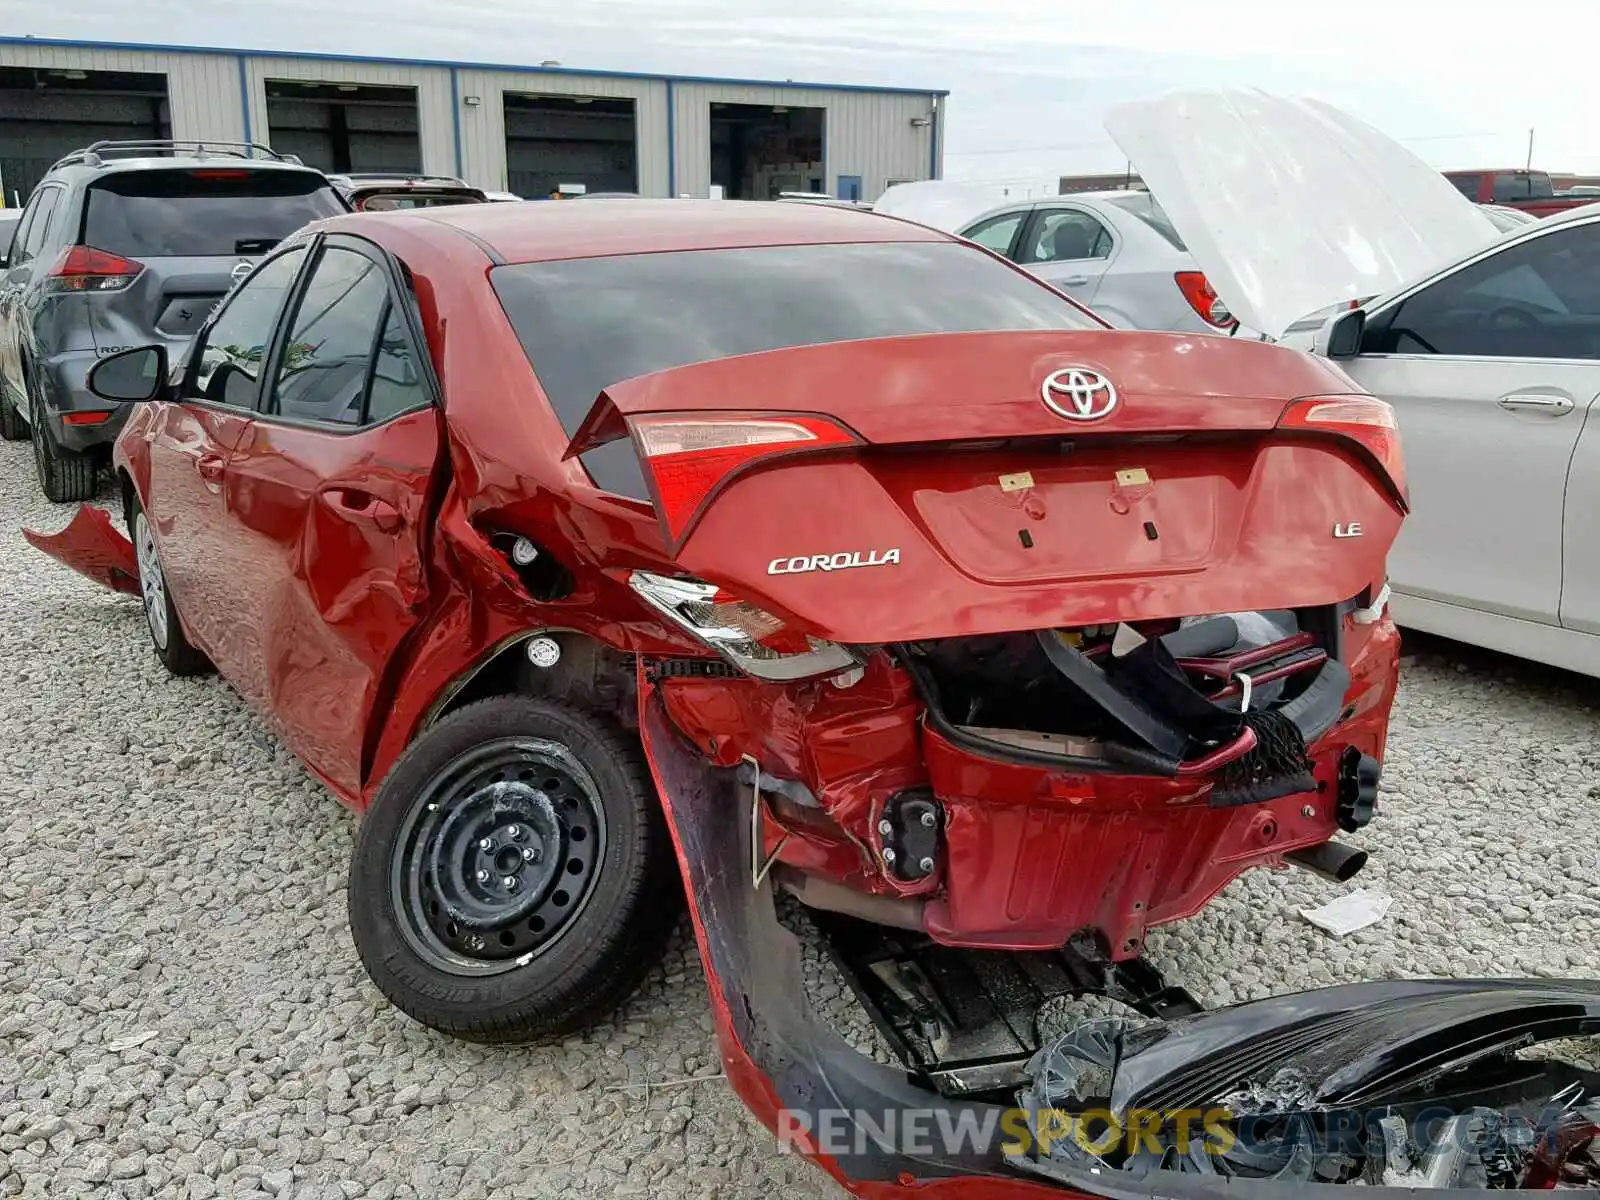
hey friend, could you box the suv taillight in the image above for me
[1279,395,1407,507]
[1174,270,1236,329]
[44,246,144,293]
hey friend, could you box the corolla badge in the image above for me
[1042,367,1118,421]
[768,549,902,576]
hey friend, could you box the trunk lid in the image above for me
[1103,88,1504,340]
[574,330,1404,643]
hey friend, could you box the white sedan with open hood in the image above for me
[1110,88,1600,678]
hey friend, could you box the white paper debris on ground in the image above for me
[1300,888,1393,937]
[106,1030,159,1052]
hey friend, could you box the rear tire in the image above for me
[0,381,26,442]
[130,497,211,677]
[28,363,97,503]
[349,696,683,1043]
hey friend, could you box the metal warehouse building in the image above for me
[0,36,946,206]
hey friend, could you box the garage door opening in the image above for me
[503,94,637,198]
[0,67,170,204]
[265,81,421,175]
[710,103,824,200]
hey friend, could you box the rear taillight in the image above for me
[629,413,859,543]
[629,571,859,681]
[45,246,143,293]
[1174,271,1236,329]
[1279,395,1407,505]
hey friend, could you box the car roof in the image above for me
[48,156,324,182]
[344,198,950,264]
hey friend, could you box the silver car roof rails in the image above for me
[48,140,304,172]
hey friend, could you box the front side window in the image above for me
[192,246,309,408]
[961,212,1025,256]
[491,240,1100,497]
[1372,222,1600,360]
[1447,174,1483,200]
[1019,209,1112,264]
[268,247,390,426]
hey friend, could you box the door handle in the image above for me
[1059,274,1091,286]
[325,487,403,534]
[196,451,227,489]
[1498,393,1574,415]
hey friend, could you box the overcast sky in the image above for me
[6,0,1589,198]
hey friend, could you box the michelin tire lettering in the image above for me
[767,549,902,576]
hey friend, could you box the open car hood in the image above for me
[1104,88,1504,340]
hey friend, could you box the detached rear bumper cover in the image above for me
[22,505,140,597]
[638,678,1600,1196]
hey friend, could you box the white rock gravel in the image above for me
[1,443,1597,1199]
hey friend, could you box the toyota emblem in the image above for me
[230,260,254,284]
[1041,368,1118,421]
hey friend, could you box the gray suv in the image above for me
[0,140,348,501]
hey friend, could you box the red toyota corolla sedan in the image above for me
[30,199,1518,1196]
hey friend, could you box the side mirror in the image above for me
[87,345,170,403]
[1314,307,1366,359]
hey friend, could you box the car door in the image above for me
[1014,205,1117,307]
[1341,216,1600,626]
[220,235,442,797]
[149,242,312,665]
[0,187,61,397]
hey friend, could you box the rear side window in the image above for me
[84,169,346,258]
[491,240,1099,498]
[1447,174,1483,200]
[1102,192,1187,251]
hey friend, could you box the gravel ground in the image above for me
[2,440,1598,1199]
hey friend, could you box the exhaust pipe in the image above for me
[774,866,926,931]
[1286,840,1368,883]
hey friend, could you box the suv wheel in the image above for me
[348,697,683,1043]
[0,380,26,442]
[27,362,98,503]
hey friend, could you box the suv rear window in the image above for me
[83,169,346,258]
[491,240,1100,499]
[355,191,482,211]
[1101,192,1186,250]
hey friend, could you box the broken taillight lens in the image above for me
[1279,395,1407,506]
[1174,271,1236,329]
[629,414,859,543]
[44,245,144,293]
[629,571,859,681]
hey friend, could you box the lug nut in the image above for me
[920,811,937,828]
[919,856,935,873]
[475,869,490,884]
[503,876,519,891]
[509,825,523,840]
[479,837,495,852]
[878,819,893,836]
[1301,805,1317,818]
[522,846,538,863]
[465,934,485,951]
[882,847,897,863]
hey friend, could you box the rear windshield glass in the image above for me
[1101,192,1186,250]
[84,169,346,258]
[356,192,482,210]
[491,240,1101,498]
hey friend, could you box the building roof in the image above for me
[0,35,949,97]
[343,198,947,264]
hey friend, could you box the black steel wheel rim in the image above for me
[391,737,608,976]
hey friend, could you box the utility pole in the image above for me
[1526,128,1535,170]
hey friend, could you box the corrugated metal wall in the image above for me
[0,43,243,142]
[0,42,942,202]
[456,70,668,195]
[241,57,455,176]
[670,83,937,201]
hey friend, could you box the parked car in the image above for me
[0,140,348,501]
[483,190,522,203]
[28,197,1595,1196]
[1480,202,1539,232]
[1111,88,1600,677]
[327,172,488,210]
[1443,168,1595,217]
[956,191,1238,333]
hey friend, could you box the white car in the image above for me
[1109,89,1600,676]
[875,181,1239,334]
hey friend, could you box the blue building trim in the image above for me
[665,79,677,197]
[236,55,252,144]
[0,35,949,98]
[449,67,464,179]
